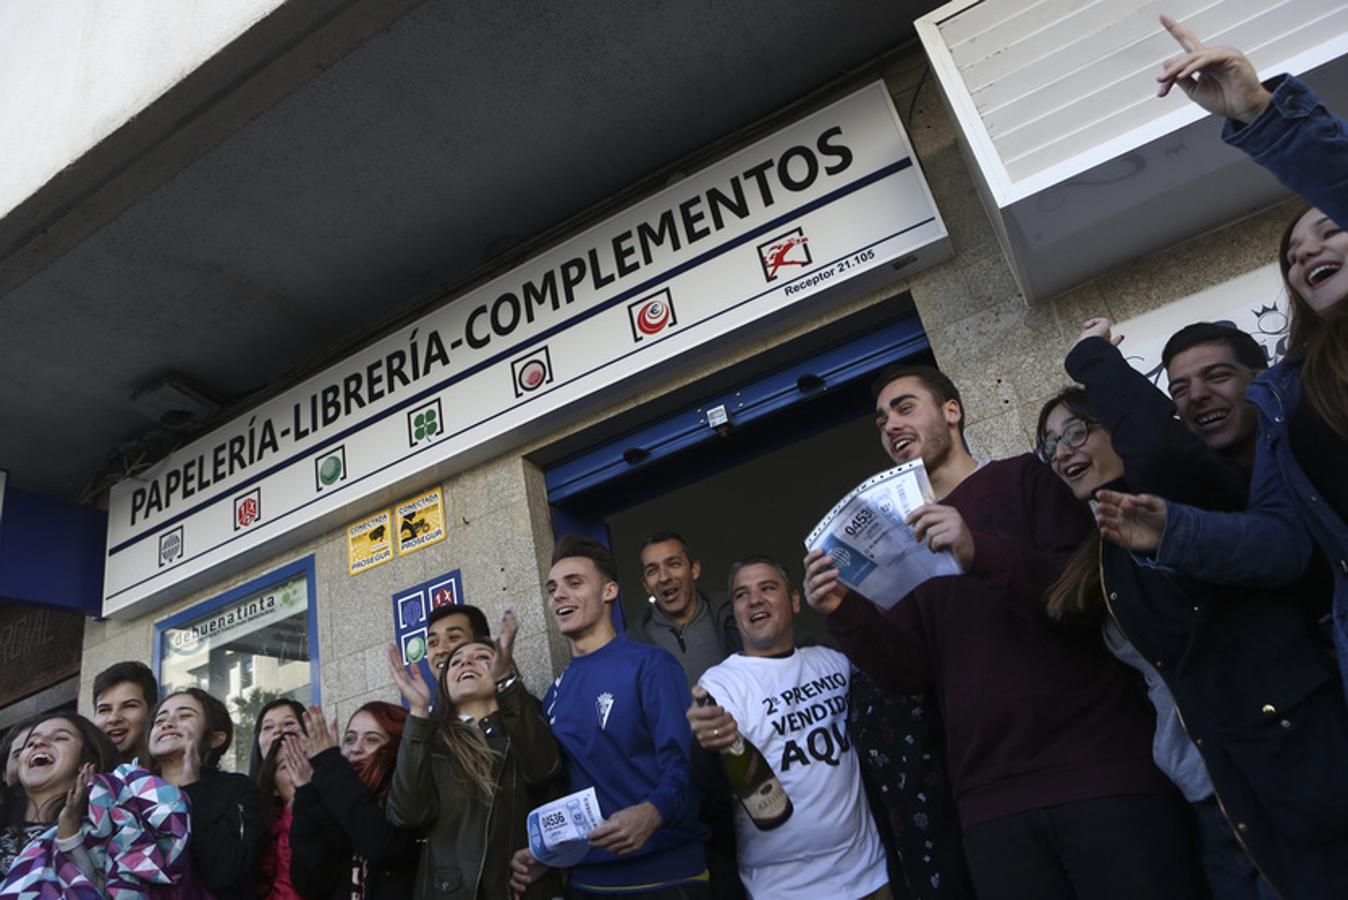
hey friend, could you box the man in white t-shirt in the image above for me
[687,556,890,900]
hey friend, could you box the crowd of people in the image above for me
[1,16,1346,900]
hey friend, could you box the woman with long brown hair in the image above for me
[150,687,266,899]
[385,612,562,900]
[1098,16,1348,700]
[281,702,418,898]
[0,713,116,879]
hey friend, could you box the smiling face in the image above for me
[640,539,702,624]
[1166,342,1259,453]
[546,556,617,641]
[1285,208,1347,314]
[95,681,151,759]
[341,711,391,765]
[730,562,800,657]
[1042,404,1124,501]
[18,717,84,798]
[874,376,959,470]
[427,612,474,676]
[444,642,498,705]
[149,694,218,763]
[257,705,302,760]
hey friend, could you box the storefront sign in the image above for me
[102,80,948,616]
[347,508,393,576]
[161,572,306,658]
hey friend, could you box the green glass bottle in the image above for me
[699,692,793,830]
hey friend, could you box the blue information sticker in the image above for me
[821,534,877,585]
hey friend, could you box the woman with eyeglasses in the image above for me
[1036,319,1348,900]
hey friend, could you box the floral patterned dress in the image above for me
[849,667,975,900]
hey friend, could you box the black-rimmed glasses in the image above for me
[1037,419,1094,463]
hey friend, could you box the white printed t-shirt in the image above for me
[698,646,887,900]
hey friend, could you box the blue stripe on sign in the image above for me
[107,216,933,600]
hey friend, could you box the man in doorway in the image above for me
[511,535,708,898]
[804,364,1196,900]
[633,532,739,688]
[1162,322,1268,470]
[688,556,890,900]
[634,533,745,899]
[92,660,159,764]
[426,603,492,677]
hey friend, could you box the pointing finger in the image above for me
[1160,14,1202,53]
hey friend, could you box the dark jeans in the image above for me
[961,794,1202,900]
[1191,797,1280,900]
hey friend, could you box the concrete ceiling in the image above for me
[0,0,938,500]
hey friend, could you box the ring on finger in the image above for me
[713,727,720,737]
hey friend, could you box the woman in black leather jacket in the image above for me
[385,614,562,900]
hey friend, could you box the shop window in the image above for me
[153,557,319,773]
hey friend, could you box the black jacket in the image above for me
[181,769,267,899]
[1068,337,1348,899]
[289,748,419,899]
[386,680,563,900]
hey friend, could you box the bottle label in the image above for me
[741,778,790,820]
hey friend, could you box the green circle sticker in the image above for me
[406,635,426,662]
[319,456,343,485]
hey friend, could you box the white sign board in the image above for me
[103,81,949,616]
[1114,263,1289,388]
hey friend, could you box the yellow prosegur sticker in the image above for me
[396,487,447,556]
[347,508,394,576]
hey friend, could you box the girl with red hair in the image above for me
[281,703,418,899]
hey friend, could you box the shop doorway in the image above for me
[540,298,932,645]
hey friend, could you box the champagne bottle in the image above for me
[698,691,793,830]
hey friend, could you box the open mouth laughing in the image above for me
[25,751,55,770]
[1061,461,1091,480]
[1193,408,1230,431]
[889,435,917,458]
[1308,262,1341,286]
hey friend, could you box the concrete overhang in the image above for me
[0,0,941,501]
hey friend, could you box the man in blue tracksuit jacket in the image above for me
[513,534,709,898]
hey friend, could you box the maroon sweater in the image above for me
[828,454,1171,828]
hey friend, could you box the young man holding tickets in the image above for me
[803,364,1198,900]
[510,536,708,898]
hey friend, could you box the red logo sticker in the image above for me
[626,289,678,343]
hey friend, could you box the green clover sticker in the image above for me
[413,410,439,441]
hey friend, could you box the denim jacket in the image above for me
[1221,73,1348,229]
[1156,73,1348,700]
